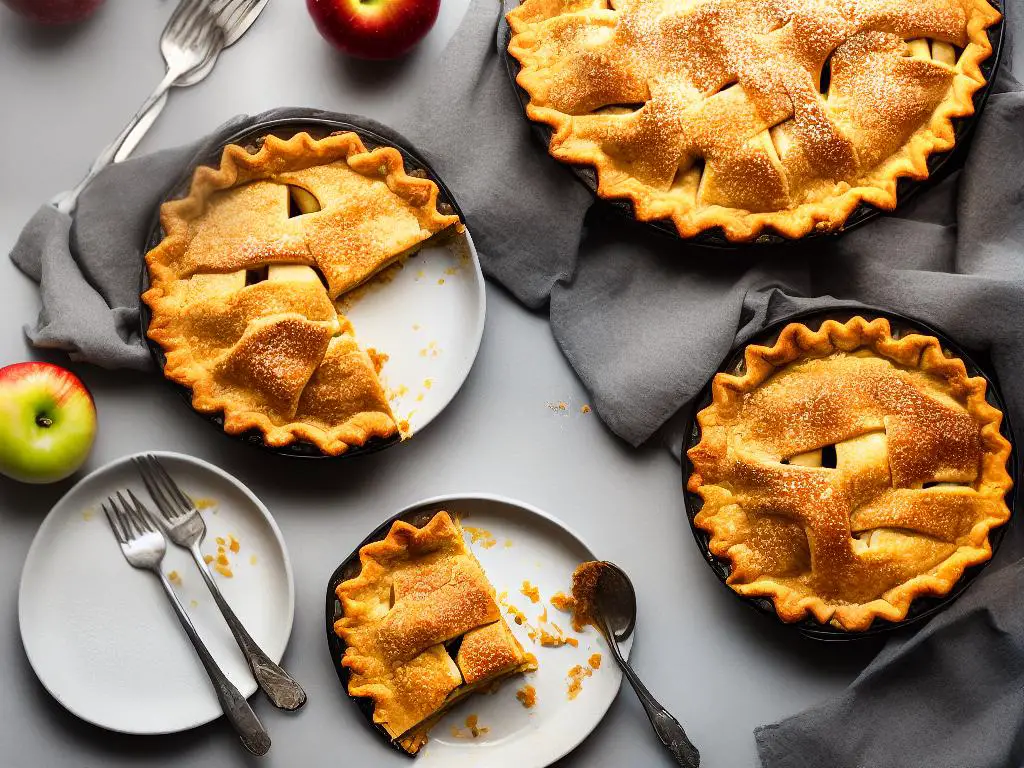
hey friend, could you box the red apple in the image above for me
[1,0,105,24]
[307,0,440,60]
[0,362,97,484]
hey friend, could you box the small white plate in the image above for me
[18,451,296,735]
[336,228,485,439]
[330,494,631,768]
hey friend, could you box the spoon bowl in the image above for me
[593,561,637,643]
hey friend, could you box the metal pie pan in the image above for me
[680,307,1018,641]
[500,1,1005,249]
[140,114,467,459]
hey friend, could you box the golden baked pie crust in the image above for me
[334,512,536,754]
[687,317,1012,631]
[507,0,1001,241]
[143,132,460,455]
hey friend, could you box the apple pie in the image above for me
[687,317,1012,630]
[143,131,460,455]
[334,511,537,754]
[507,0,1001,240]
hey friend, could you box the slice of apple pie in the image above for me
[334,511,537,754]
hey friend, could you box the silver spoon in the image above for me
[592,561,701,767]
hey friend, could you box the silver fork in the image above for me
[134,455,307,711]
[114,0,271,162]
[56,0,227,214]
[101,491,271,756]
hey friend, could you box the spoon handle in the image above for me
[606,631,700,767]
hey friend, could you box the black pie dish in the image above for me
[139,114,466,459]
[500,0,1005,249]
[324,502,476,756]
[680,307,1018,642]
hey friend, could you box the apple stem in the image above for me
[36,415,53,428]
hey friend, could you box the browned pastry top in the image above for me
[687,317,1012,630]
[334,512,535,753]
[143,132,461,455]
[508,0,1000,240]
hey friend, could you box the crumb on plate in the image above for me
[516,685,537,709]
[464,525,497,549]
[567,664,594,700]
[520,580,541,603]
[550,591,576,613]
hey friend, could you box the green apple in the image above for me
[0,362,97,484]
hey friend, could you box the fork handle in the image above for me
[190,545,307,711]
[56,66,180,214]
[154,571,271,756]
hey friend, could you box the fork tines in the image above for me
[133,454,195,522]
[102,490,156,542]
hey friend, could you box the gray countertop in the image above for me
[0,2,882,766]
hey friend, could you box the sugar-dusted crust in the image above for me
[507,0,1001,241]
[143,131,461,455]
[687,317,1013,631]
[334,512,536,753]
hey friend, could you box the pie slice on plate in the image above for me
[334,511,538,754]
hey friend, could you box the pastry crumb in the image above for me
[466,714,487,737]
[250,554,258,565]
[437,278,445,285]
[547,401,570,412]
[366,347,389,373]
[451,714,489,739]
[550,591,576,613]
[228,534,240,553]
[506,604,529,626]
[567,664,593,700]
[581,404,592,414]
[589,653,602,670]
[537,617,577,648]
[423,378,433,389]
[416,392,424,402]
[464,525,497,549]
[516,684,537,709]
[444,266,459,276]
[504,538,513,549]
[168,570,182,586]
[82,508,94,521]
[412,323,422,331]
[189,599,199,609]
[214,563,233,578]
[193,497,217,511]
[215,536,225,546]
[203,554,214,564]
[520,580,541,603]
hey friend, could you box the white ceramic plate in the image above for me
[18,451,296,735]
[339,228,485,438]
[330,494,631,768]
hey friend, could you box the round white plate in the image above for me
[332,494,631,768]
[342,228,486,438]
[18,451,296,735]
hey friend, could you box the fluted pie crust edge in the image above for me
[507,0,1001,241]
[143,132,460,455]
[687,317,1013,631]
